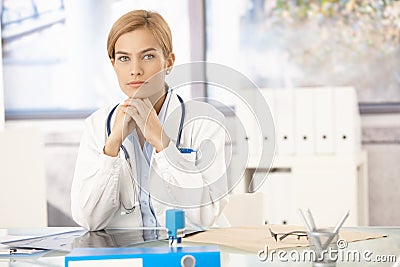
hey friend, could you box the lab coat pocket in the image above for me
[181,151,197,163]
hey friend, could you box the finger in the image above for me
[137,98,156,118]
[123,98,135,106]
[121,106,139,121]
[130,98,149,116]
[122,108,131,126]
[115,106,133,128]
[117,109,136,139]
[143,98,153,109]
[123,97,143,106]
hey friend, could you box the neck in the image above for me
[153,94,166,114]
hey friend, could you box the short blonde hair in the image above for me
[107,10,173,60]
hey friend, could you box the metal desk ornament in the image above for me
[299,209,350,267]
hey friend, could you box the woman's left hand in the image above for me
[122,98,170,152]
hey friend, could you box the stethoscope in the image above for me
[106,94,193,214]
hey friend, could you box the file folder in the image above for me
[259,89,275,121]
[314,87,335,154]
[294,88,315,155]
[274,89,295,155]
[256,88,276,169]
[256,170,296,225]
[333,87,361,153]
[65,246,221,267]
[235,89,260,166]
[259,88,276,148]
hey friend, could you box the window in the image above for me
[2,0,191,119]
[205,0,400,111]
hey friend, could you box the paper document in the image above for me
[184,225,386,253]
[1,229,165,251]
[1,228,200,252]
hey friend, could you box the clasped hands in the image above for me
[104,97,170,157]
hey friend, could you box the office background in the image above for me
[0,0,399,226]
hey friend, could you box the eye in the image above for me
[118,56,130,62]
[143,54,154,60]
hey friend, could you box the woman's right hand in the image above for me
[103,102,137,157]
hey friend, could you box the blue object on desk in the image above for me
[65,246,221,267]
[166,209,185,247]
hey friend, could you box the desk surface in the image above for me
[0,227,399,267]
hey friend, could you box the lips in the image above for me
[127,81,146,87]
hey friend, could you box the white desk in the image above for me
[0,227,398,266]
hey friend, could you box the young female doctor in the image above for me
[71,10,229,231]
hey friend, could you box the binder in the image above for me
[65,246,221,267]
[256,170,295,225]
[255,88,276,172]
[259,88,275,121]
[314,87,335,154]
[274,89,295,155]
[294,88,315,155]
[259,88,276,147]
[333,87,361,154]
[235,89,260,167]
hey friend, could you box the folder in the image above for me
[256,88,276,171]
[294,88,315,155]
[259,88,275,121]
[65,246,220,267]
[314,87,335,154]
[274,89,295,155]
[259,88,275,146]
[234,89,260,166]
[256,170,295,225]
[333,87,361,154]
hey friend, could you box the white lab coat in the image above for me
[71,92,229,231]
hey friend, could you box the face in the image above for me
[111,28,174,99]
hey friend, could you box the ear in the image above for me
[110,58,115,67]
[165,52,175,69]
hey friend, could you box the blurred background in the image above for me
[0,0,399,227]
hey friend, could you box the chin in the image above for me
[128,86,163,99]
[129,91,150,99]
[121,88,142,99]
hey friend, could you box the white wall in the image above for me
[0,127,48,227]
[0,21,5,130]
[361,113,400,225]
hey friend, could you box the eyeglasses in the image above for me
[269,228,308,242]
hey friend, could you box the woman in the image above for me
[71,10,228,231]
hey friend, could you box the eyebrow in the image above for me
[115,47,158,55]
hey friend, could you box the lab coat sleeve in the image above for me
[71,115,129,231]
[151,115,229,229]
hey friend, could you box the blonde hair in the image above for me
[107,10,173,60]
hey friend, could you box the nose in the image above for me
[130,62,143,76]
